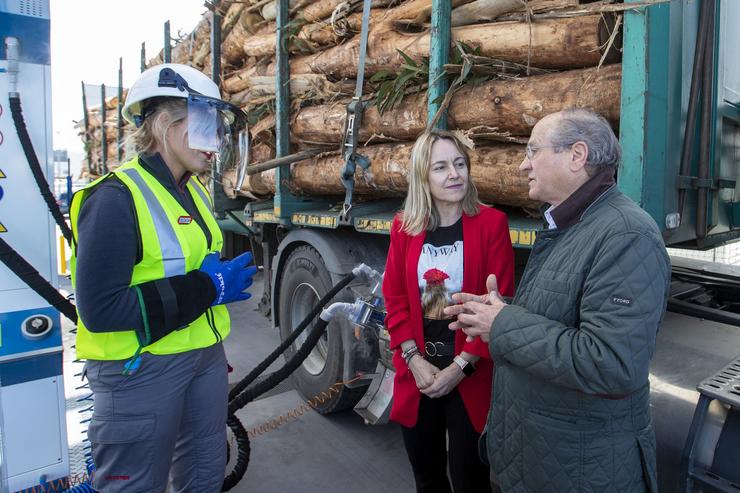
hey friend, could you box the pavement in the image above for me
[63,272,416,492]
[223,273,415,492]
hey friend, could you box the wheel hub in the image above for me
[290,282,329,375]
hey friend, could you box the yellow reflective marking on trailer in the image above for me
[253,211,277,223]
[0,169,6,179]
[0,222,7,233]
[292,213,338,228]
[356,219,392,233]
[509,229,536,246]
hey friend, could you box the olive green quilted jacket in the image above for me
[487,186,671,492]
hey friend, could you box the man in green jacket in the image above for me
[445,108,670,492]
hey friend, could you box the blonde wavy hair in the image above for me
[125,98,188,160]
[401,129,481,235]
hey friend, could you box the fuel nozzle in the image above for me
[5,37,19,96]
[320,264,386,329]
[320,300,361,322]
[352,263,384,296]
[347,264,386,331]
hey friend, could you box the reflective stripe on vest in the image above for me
[189,177,212,212]
[120,167,186,278]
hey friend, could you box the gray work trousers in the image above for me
[85,343,228,493]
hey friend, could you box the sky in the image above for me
[50,1,207,175]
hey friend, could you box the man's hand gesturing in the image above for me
[444,274,507,343]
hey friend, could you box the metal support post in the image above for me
[618,0,671,228]
[117,57,123,163]
[164,21,171,63]
[427,0,451,129]
[66,158,72,208]
[274,0,296,219]
[275,0,290,160]
[679,394,711,492]
[140,42,146,72]
[696,0,717,240]
[81,81,92,178]
[210,10,222,85]
[206,5,245,215]
[100,84,107,175]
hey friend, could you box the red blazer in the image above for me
[382,205,514,432]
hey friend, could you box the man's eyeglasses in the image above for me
[525,143,572,160]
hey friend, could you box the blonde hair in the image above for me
[125,98,188,160]
[401,129,480,235]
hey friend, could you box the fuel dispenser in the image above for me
[0,1,71,491]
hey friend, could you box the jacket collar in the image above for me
[139,153,193,194]
[545,168,616,230]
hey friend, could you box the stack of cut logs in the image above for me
[81,0,625,210]
[76,91,129,178]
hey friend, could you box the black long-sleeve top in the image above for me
[75,153,217,343]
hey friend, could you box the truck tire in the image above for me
[278,245,366,413]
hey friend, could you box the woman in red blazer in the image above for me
[382,129,514,493]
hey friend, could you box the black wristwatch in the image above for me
[453,355,476,377]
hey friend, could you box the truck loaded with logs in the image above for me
[78,1,740,490]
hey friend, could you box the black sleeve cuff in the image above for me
[135,270,217,344]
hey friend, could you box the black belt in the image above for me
[424,341,455,357]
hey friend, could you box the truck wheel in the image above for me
[278,245,366,413]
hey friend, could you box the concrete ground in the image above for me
[63,272,416,492]
[223,272,415,492]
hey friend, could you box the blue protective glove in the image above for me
[199,251,258,306]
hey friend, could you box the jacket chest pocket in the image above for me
[528,273,583,327]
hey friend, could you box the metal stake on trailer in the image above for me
[428,0,451,129]
[117,57,123,163]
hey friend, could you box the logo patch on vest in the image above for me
[178,215,193,225]
[612,296,632,307]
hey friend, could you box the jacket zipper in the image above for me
[206,307,222,343]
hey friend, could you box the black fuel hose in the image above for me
[0,236,77,322]
[222,273,355,491]
[228,273,355,402]
[9,95,73,245]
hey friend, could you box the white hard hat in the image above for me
[122,63,224,126]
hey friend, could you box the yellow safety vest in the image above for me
[70,157,230,360]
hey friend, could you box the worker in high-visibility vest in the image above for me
[70,63,255,493]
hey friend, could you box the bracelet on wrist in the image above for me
[402,346,421,366]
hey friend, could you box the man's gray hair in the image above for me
[549,108,621,175]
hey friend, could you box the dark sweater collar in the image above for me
[547,168,616,230]
[139,153,192,193]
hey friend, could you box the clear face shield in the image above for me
[186,94,248,176]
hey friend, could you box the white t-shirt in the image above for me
[417,217,464,299]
